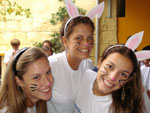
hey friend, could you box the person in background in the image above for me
[42,40,53,56]
[0,47,54,113]
[4,38,20,66]
[140,46,150,99]
[74,45,145,113]
[140,45,150,66]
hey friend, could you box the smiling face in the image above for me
[93,53,133,96]
[15,57,53,103]
[63,23,94,61]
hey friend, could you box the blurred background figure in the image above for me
[42,40,53,56]
[4,38,20,66]
[140,45,150,100]
[140,45,150,67]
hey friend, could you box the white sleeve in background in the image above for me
[3,50,13,64]
[140,65,150,91]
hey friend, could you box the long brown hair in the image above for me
[0,47,48,113]
[101,45,145,113]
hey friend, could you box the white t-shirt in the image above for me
[140,65,150,90]
[4,50,14,63]
[47,51,94,113]
[74,69,112,113]
[0,106,36,113]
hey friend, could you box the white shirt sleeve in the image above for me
[140,65,150,90]
[3,50,13,64]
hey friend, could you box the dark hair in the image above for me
[142,45,150,50]
[42,40,52,48]
[60,16,94,39]
[101,45,145,113]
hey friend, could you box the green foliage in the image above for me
[50,32,62,53]
[33,42,43,48]
[49,0,86,25]
[0,0,32,21]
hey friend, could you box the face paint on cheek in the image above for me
[75,42,80,47]
[30,84,38,91]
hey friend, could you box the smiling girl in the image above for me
[0,47,53,113]
[74,45,145,113]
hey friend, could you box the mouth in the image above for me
[79,49,89,53]
[103,78,114,88]
[40,88,50,92]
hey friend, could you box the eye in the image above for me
[87,36,93,41]
[33,75,40,80]
[106,64,113,70]
[46,70,51,76]
[76,37,82,41]
[121,72,128,78]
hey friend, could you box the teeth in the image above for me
[104,79,113,87]
[42,88,49,92]
[80,49,88,52]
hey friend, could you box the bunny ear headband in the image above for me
[64,0,104,36]
[106,31,150,61]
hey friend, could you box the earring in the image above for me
[121,86,126,104]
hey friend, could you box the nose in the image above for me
[43,75,52,87]
[109,71,118,81]
[82,38,89,46]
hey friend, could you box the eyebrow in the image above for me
[31,67,51,76]
[108,61,131,74]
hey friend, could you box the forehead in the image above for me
[23,58,50,77]
[103,53,133,71]
[71,23,93,35]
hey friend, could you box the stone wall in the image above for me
[0,19,61,51]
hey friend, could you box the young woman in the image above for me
[47,0,104,112]
[0,47,53,113]
[74,31,148,113]
[42,40,53,56]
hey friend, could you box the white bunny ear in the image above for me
[125,31,144,51]
[65,0,79,18]
[135,50,150,61]
[87,1,104,20]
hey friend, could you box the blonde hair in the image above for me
[0,47,48,113]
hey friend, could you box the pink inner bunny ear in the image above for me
[65,0,79,18]
[135,50,150,61]
[125,31,144,51]
[87,1,104,20]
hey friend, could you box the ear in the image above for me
[15,76,23,87]
[87,1,104,20]
[125,31,144,51]
[62,36,68,48]
[65,0,79,18]
[135,50,150,61]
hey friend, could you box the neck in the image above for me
[66,53,82,70]
[93,79,107,96]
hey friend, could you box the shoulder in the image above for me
[48,52,65,66]
[48,52,65,62]
[82,69,97,83]
[81,58,94,69]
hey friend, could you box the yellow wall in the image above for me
[117,0,150,50]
